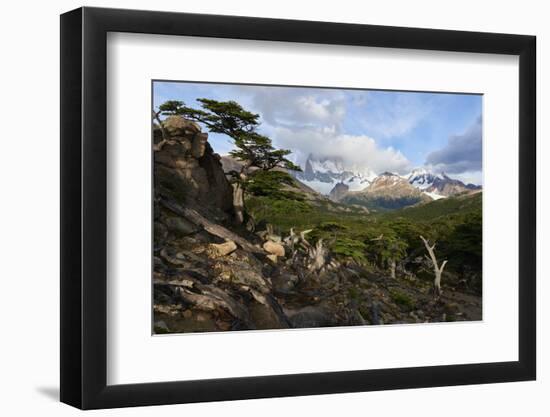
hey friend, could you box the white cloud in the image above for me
[225,86,414,174]
[273,125,412,175]
[232,85,346,130]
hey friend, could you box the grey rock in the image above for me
[154,320,170,333]
[163,216,200,236]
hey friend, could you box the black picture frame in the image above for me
[60,6,536,410]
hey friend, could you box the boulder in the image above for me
[163,116,201,135]
[154,120,233,215]
[215,261,271,294]
[192,132,208,158]
[266,254,278,263]
[263,241,285,257]
[154,320,170,333]
[210,240,237,257]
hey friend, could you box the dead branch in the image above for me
[420,235,448,296]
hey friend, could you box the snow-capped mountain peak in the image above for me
[407,168,445,190]
[295,159,482,201]
[295,154,376,195]
[407,167,481,197]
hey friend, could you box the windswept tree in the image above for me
[369,233,408,279]
[157,99,301,224]
[420,235,448,297]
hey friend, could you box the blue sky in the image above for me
[153,81,483,184]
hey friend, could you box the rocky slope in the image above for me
[154,117,294,332]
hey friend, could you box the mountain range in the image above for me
[337,172,432,211]
[221,153,481,212]
[294,155,481,207]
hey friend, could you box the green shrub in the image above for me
[347,287,360,300]
[389,289,415,310]
[332,238,367,263]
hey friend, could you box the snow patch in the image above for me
[424,191,446,200]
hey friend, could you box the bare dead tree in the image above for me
[300,229,313,243]
[308,238,329,273]
[389,259,397,280]
[370,234,384,242]
[420,235,448,297]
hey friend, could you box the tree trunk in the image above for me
[232,182,245,224]
[230,166,251,225]
[420,235,448,297]
[152,111,171,151]
[390,259,396,279]
[433,260,448,296]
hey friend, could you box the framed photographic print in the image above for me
[60,6,536,409]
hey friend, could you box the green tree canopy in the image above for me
[158,99,301,173]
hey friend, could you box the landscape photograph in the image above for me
[152,81,483,334]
